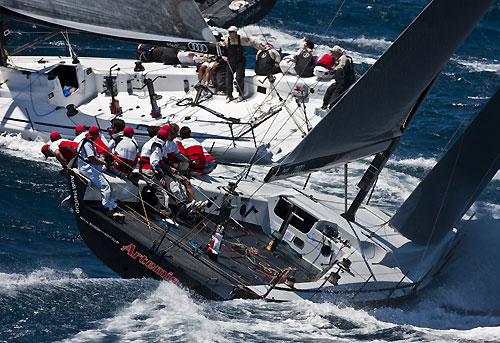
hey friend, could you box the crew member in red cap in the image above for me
[110,126,139,177]
[43,131,79,175]
[139,129,172,216]
[160,124,198,207]
[41,139,78,175]
[77,126,124,219]
[74,125,87,144]
[73,125,110,159]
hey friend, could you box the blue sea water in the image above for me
[1,1,500,342]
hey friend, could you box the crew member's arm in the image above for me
[241,36,264,51]
[53,150,67,169]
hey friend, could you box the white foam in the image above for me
[241,25,498,75]
[0,132,57,167]
[0,267,86,295]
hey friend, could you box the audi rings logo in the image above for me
[303,52,311,58]
[188,42,208,53]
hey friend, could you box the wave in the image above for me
[0,133,58,167]
[58,273,500,343]
[242,24,499,74]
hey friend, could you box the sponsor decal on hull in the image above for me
[121,243,179,284]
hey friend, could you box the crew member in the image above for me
[139,129,171,216]
[294,40,316,77]
[107,119,125,151]
[77,126,124,219]
[223,26,264,102]
[110,126,139,177]
[177,126,217,176]
[321,45,356,109]
[41,138,79,175]
[255,43,281,76]
[160,125,197,205]
[74,125,87,144]
[313,47,336,80]
[74,126,111,160]
[198,31,223,86]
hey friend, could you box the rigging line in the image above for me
[423,68,500,180]
[321,0,349,38]
[61,31,77,59]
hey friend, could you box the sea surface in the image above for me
[1,0,500,342]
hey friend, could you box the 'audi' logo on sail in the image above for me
[188,42,208,53]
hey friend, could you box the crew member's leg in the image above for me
[322,82,337,109]
[225,62,235,100]
[141,169,171,215]
[235,60,246,97]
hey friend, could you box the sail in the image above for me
[0,0,214,43]
[264,0,495,182]
[390,88,500,245]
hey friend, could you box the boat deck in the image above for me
[86,200,320,290]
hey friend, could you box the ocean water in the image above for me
[1,1,500,342]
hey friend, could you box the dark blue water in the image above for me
[1,1,500,342]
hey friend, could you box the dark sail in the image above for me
[390,88,500,245]
[265,0,495,182]
[0,0,214,43]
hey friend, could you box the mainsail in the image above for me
[390,87,500,245]
[0,0,214,43]
[265,0,495,182]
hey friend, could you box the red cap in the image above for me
[88,126,100,134]
[49,131,61,142]
[161,125,175,134]
[41,144,50,156]
[75,125,86,135]
[157,129,168,140]
[123,126,135,137]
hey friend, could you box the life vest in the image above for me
[178,138,206,171]
[77,137,98,165]
[52,140,79,162]
[255,49,276,76]
[295,48,315,77]
[163,140,180,165]
[139,137,164,170]
[226,35,245,63]
[316,53,334,69]
[113,136,139,174]
[94,135,110,157]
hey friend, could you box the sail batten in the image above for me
[265,0,495,182]
[0,0,213,43]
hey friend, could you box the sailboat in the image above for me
[0,0,321,163]
[61,0,498,303]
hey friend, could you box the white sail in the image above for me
[0,0,214,43]
[265,0,495,182]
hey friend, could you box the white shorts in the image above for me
[279,55,297,75]
[202,61,216,68]
[313,66,334,81]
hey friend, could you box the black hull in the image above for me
[66,169,319,302]
[67,170,249,300]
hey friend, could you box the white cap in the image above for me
[330,45,343,54]
[212,30,221,36]
[227,26,238,33]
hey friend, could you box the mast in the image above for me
[341,76,439,221]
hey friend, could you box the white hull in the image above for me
[0,56,330,163]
